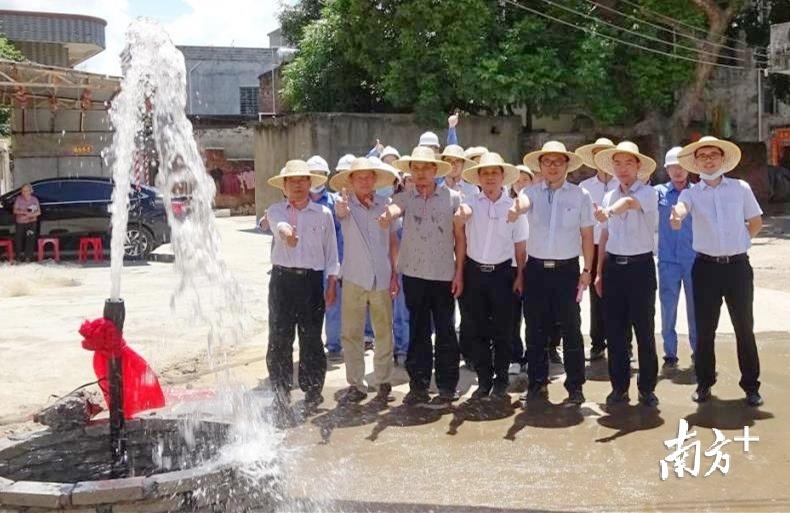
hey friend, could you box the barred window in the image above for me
[239,87,259,116]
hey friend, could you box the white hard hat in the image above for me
[664,146,683,168]
[381,145,401,160]
[307,155,330,175]
[418,131,440,148]
[335,153,356,172]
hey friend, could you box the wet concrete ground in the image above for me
[1,216,788,511]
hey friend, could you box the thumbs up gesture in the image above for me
[378,207,393,229]
[594,204,609,223]
[336,188,350,219]
[669,206,683,230]
[454,204,472,225]
[279,224,299,247]
[448,113,459,128]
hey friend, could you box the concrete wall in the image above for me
[194,126,255,159]
[179,46,276,116]
[253,113,523,219]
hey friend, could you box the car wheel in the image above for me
[124,225,154,259]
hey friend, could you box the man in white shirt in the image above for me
[670,136,763,407]
[265,160,340,415]
[512,141,595,405]
[576,138,618,361]
[593,142,659,407]
[454,153,528,402]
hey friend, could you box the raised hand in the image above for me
[594,204,609,223]
[279,224,299,247]
[336,187,350,218]
[669,207,683,230]
[448,113,459,128]
[454,204,472,225]
[378,208,393,229]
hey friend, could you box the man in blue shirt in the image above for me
[654,147,697,369]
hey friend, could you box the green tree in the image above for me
[279,0,325,48]
[0,35,24,136]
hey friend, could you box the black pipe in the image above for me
[103,298,127,478]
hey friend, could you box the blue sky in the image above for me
[0,0,283,74]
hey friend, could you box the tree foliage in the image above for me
[0,35,24,136]
[280,0,760,129]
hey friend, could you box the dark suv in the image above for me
[0,177,170,259]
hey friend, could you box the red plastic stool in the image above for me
[37,238,60,262]
[0,239,14,263]
[78,237,104,263]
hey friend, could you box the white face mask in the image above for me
[377,186,394,198]
[310,185,326,195]
[699,169,726,181]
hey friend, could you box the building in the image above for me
[0,10,118,188]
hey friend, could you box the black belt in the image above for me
[606,252,653,265]
[697,253,748,264]
[529,257,577,269]
[466,258,512,273]
[273,265,318,276]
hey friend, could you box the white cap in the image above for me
[418,131,440,148]
[664,146,683,167]
[335,153,355,171]
[307,155,330,175]
[380,145,401,160]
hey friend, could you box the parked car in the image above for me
[0,177,170,259]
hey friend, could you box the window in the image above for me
[239,87,259,116]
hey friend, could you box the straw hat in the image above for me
[380,146,401,160]
[335,154,356,172]
[329,157,398,191]
[593,141,657,183]
[516,164,535,178]
[575,138,615,169]
[677,136,741,174]
[393,146,452,177]
[464,146,488,160]
[307,155,330,175]
[440,144,472,165]
[522,141,583,173]
[268,160,328,190]
[418,131,441,148]
[462,152,519,187]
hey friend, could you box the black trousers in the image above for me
[14,222,37,261]
[403,274,460,393]
[589,245,606,352]
[462,260,515,391]
[604,255,658,394]
[267,266,327,396]
[511,293,527,365]
[524,259,586,391]
[692,257,760,393]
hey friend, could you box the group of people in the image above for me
[262,115,765,416]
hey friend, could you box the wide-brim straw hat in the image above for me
[575,138,616,169]
[441,145,473,166]
[393,146,452,177]
[522,141,583,173]
[462,152,519,187]
[329,157,399,192]
[464,146,488,161]
[516,164,535,178]
[677,136,742,174]
[593,141,657,183]
[268,160,328,190]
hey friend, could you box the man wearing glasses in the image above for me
[510,141,595,405]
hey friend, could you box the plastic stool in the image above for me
[0,239,14,263]
[78,237,104,263]
[37,238,60,262]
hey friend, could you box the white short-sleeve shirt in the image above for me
[463,191,529,265]
[601,180,658,256]
[521,181,594,259]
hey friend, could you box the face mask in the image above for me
[377,186,394,198]
[699,169,725,181]
[310,186,326,195]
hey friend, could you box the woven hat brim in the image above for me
[268,172,327,190]
[575,143,615,169]
[393,157,452,177]
[328,168,398,192]
[593,148,657,182]
[462,162,519,187]
[677,140,741,174]
[522,150,583,174]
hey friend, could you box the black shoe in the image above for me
[745,392,763,407]
[692,387,711,403]
[588,347,606,361]
[639,391,659,407]
[605,390,630,406]
[437,389,460,403]
[549,347,563,365]
[304,391,324,411]
[490,386,510,402]
[567,389,585,405]
[339,387,367,404]
[371,384,394,404]
[364,337,375,351]
[463,359,476,372]
[522,384,548,404]
[662,358,679,370]
[403,389,430,406]
[470,387,491,401]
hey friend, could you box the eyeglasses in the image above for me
[695,152,723,162]
[540,159,567,168]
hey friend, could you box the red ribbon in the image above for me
[80,318,126,357]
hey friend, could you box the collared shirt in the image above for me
[267,200,340,275]
[445,179,479,201]
[311,188,343,261]
[655,181,696,264]
[677,177,762,257]
[602,180,658,256]
[340,194,396,291]
[579,175,620,245]
[13,195,40,224]
[393,185,461,281]
[520,181,594,259]
[463,191,529,265]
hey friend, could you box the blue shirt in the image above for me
[655,181,695,264]
[311,188,344,262]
